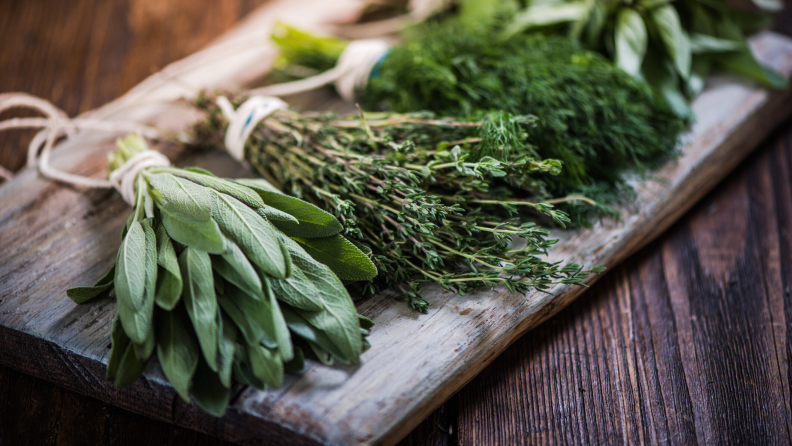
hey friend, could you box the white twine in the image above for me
[249,39,390,102]
[108,150,171,205]
[216,95,287,162]
[0,93,168,205]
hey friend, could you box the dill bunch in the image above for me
[194,93,602,312]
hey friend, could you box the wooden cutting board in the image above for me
[1,0,792,443]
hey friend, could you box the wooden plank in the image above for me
[1,6,791,445]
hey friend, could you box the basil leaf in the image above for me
[217,282,278,348]
[688,56,710,98]
[642,50,693,118]
[293,235,377,282]
[160,203,226,254]
[179,247,219,371]
[211,240,263,300]
[216,310,237,388]
[191,358,230,417]
[651,5,691,79]
[501,2,586,39]
[156,306,199,402]
[713,19,788,89]
[154,223,182,310]
[66,264,115,304]
[148,173,212,220]
[236,179,342,239]
[689,33,741,54]
[176,171,265,210]
[247,344,283,389]
[264,278,293,362]
[210,191,290,279]
[614,8,647,77]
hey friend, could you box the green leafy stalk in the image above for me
[194,95,603,312]
[68,134,377,417]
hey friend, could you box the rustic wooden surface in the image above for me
[2,1,792,446]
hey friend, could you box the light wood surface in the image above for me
[1,2,792,444]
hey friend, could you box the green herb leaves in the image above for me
[68,134,377,418]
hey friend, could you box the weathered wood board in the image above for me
[1,1,792,443]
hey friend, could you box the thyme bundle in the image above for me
[68,135,376,416]
[195,95,603,311]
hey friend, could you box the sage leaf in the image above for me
[191,359,231,417]
[358,314,374,330]
[211,240,263,300]
[67,264,115,304]
[155,223,182,310]
[232,345,266,390]
[236,180,342,239]
[216,310,237,388]
[264,278,293,362]
[177,171,265,210]
[284,346,304,373]
[217,282,278,348]
[160,203,226,254]
[133,218,159,357]
[179,247,219,371]
[184,166,215,177]
[115,220,147,311]
[148,173,212,220]
[210,191,290,279]
[293,235,378,282]
[106,314,128,382]
[273,237,361,360]
[614,8,647,77]
[282,306,349,363]
[651,5,691,79]
[116,220,156,345]
[247,344,283,388]
[115,340,149,388]
[156,307,199,402]
[713,19,788,88]
[257,206,298,223]
[307,340,334,366]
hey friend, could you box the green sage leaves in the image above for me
[67,134,377,418]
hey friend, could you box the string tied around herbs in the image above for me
[0,92,169,205]
[249,39,390,102]
[216,95,287,162]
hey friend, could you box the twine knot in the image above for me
[249,39,390,102]
[108,150,171,205]
[216,95,287,162]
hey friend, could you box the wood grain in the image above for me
[1,2,792,445]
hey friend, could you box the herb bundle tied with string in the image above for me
[194,94,603,312]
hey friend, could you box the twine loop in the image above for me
[0,93,167,206]
[216,95,287,161]
[249,39,390,102]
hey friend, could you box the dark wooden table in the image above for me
[2,1,792,444]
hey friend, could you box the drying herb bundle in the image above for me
[271,22,686,225]
[67,135,376,416]
[195,94,603,311]
[494,0,787,117]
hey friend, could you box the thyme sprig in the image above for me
[195,95,603,312]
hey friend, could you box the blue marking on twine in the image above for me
[368,51,390,81]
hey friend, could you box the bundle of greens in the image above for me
[194,94,602,311]
[67,135,376,416]
[271,22,686,225]
[494,0,787,117]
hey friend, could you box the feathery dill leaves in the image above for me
[194,94,601,311]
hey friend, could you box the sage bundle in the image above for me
[194,95,603,311]
[265,21,687,225]
[67,134,377,416]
